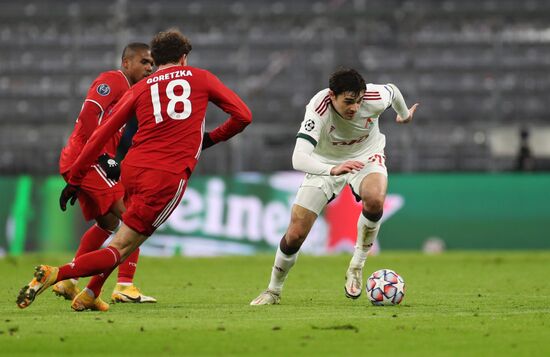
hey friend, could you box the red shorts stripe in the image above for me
[92,165,116,187]
[152,178,186,228]
[62,168,124,221]
[121,163,190,236]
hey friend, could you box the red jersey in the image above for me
[59,70,131,173]
[68,65,252,185]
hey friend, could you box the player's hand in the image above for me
[396,103,419,124]
[59,184,80,211]
[97,153,120,181]
[202,132,216,150]
[330,161,365,176]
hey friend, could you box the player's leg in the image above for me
[71,224,149,311]
[17,166,185,309]
[17,220,143,309]
[89,164,190,302]
[78,215,118,256]
[251,204,318,305]
[61,211,119,307]
[52,213,118,300]
[111,247,157,303]
[17,244,121,309]
[251,181,331,305]
[72,196,154,304]
[345,169,387,298]
[53,170,122,300]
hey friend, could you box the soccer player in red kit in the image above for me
[16,29,252,311]
[54,43,157,309]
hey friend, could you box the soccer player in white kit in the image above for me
[251,68,419,305]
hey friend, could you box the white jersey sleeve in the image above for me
[292,139,333,175]
[369,83,394,109]
[296,90,331,147]
[372,83,409,119]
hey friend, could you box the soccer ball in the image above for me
[366,269,405,306]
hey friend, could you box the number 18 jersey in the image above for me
[68,65,251,184]
[120,65,249,174]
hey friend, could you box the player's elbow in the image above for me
[388,83,402,97]
[291,157,299,171]
[291,151,303,171]
[241,106,252,125]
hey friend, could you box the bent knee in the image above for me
[100,221,119,232]
[362,196,385,215]
[108,236,133,256]
[96,215,120,232]
[285,227,308,245]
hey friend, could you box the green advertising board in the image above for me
[0,174,548,256]
[381,174,550,250]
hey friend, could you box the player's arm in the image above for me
[80,73,125,140]
[77,101,104,141]
[75,101,121,180]
[294,103,364,176]
[292,139,364,176]
[385,83,419,124]
[60,91,135,211]
[203,72,252,149]
[68,90,135,186]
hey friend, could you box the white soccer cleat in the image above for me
[344,267,363,299]
[250,289,281,305]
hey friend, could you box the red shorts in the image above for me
[62,165,124,221]
[121,163,190,236]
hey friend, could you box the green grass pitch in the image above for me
[1,252,549,356]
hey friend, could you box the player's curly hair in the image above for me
[329,68,366,96]
[151,29,192,66]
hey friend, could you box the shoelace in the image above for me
[350,270,362,288]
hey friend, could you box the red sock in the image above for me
[117,247,139,284]
[57,246,120,281]
[75,224,112,258]
[87,267,116,297]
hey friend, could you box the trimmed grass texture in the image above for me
[1,252,549,356]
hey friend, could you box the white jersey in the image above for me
[297,84,396,164]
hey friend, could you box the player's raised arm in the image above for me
[202,71,252,149]
[68,90,136,186]
[386,83,419,124]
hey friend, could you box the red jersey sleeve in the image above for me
[76,101,104,143]
[68,89,136,185]
[85,72,128,112]
[206,71,252,143]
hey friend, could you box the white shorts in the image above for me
[294,153,387,215]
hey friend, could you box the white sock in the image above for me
[83,287,95,298]
[267,246,298,294]
[117,282,132,286]
[349,214,381,270]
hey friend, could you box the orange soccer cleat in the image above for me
[71,290,110,312]
[16,265,59,309]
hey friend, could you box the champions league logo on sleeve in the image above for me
[96,83,111,96]
[304,119,315,131]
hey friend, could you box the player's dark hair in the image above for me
[329,68,366,96]
[151,29,192,66]
[121,42,150,60]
